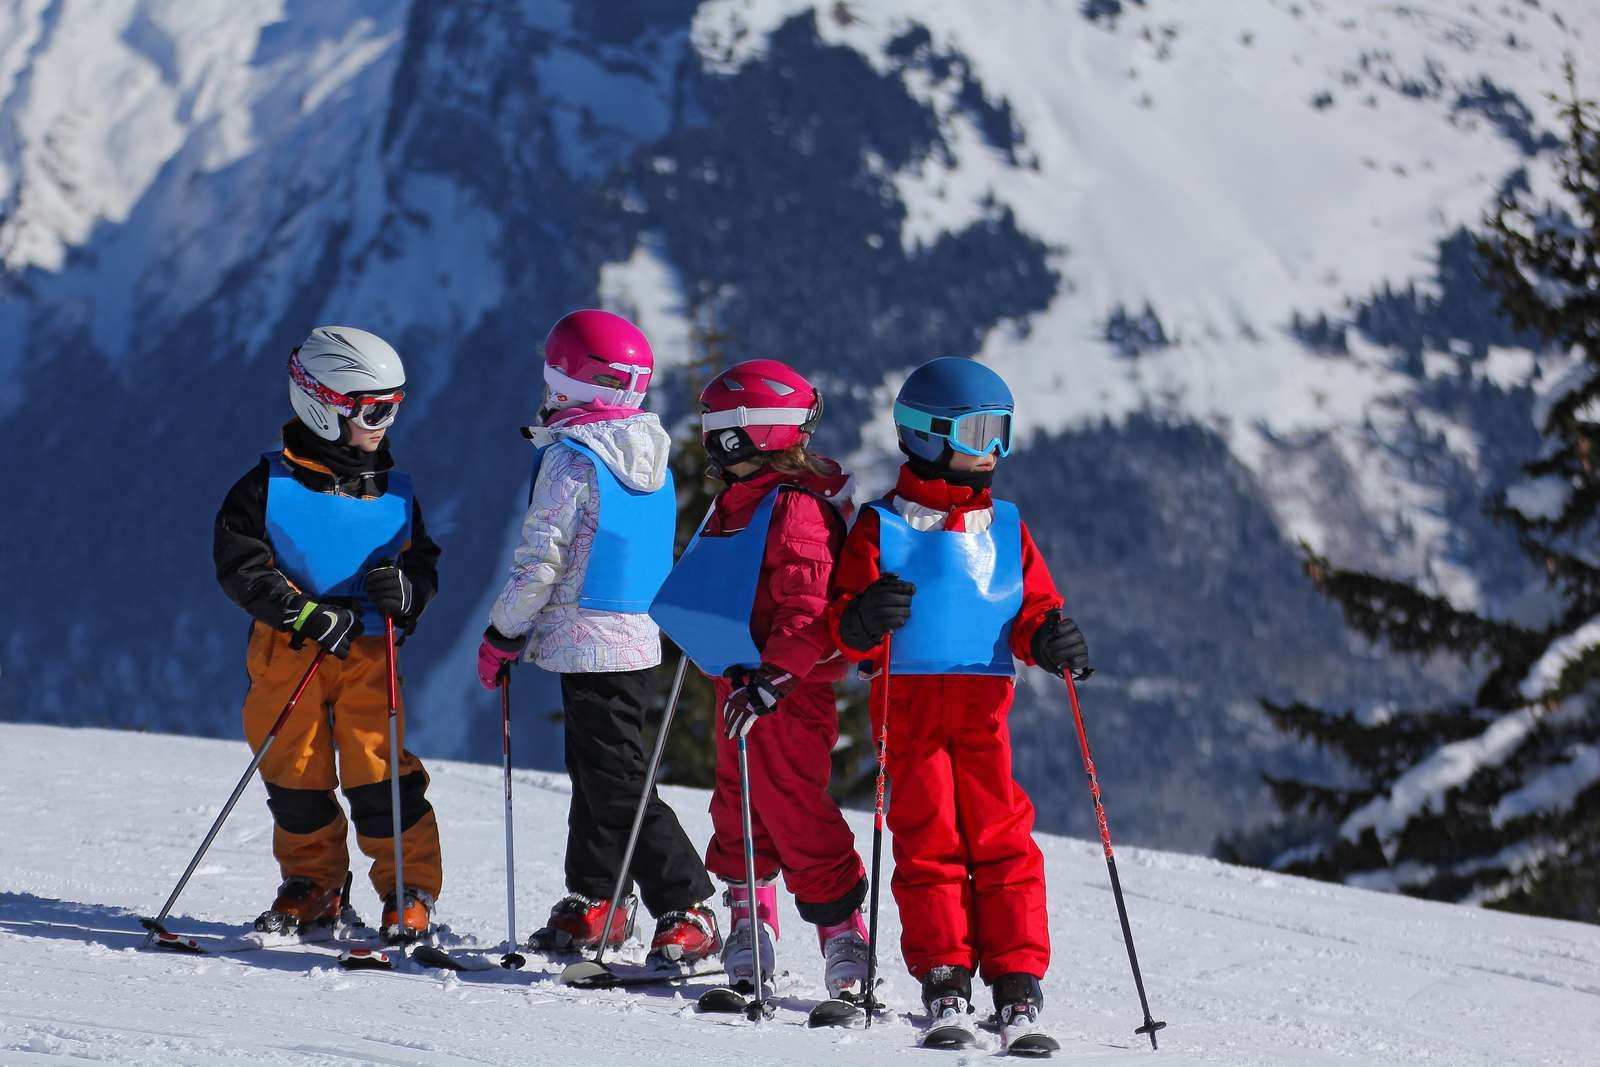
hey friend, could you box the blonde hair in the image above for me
[766,443,832,476]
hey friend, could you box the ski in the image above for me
[806,998,863,1028]
[562,956,724,989]
[696,985,752,1014]
[921,1016,980,1050]
[694,982,778,1021]
[1003,1027,1061,1057]
[806,988,884,1028]
[144,920,375,957]
[334,935,501,973]
[337,947,396,971]
[408,942,499,972]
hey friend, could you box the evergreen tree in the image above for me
[1229,67,1600,922]
[645,301,876,803]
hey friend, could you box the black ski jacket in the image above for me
[213,424,441,635]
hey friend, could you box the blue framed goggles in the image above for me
[894,402,1013,458]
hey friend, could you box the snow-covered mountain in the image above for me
[4,1,1598,851]
[3,723,1598,1065]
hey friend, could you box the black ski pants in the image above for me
[561,669,713,915]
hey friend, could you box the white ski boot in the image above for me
[817,910,870,1000]
[722,881,777,993]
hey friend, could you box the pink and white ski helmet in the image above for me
[699,359,823,467]
[543,309,655,410]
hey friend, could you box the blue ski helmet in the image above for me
[893,357,1016,463]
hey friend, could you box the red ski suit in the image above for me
[702,465,867,913]
[828,466,1062,982]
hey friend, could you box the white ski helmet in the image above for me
[288,326,407,441]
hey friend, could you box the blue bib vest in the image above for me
[262,451,413,634]
[529,439,676,614]
[869,498,1024,676]
[649,487,791,677]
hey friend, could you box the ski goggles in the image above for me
[289,349,405,429]
[894,403,1013,457]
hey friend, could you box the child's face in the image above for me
[948,448,998,473]
[348,424,388,452]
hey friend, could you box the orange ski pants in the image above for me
[241,624,443,901]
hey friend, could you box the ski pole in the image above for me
[863,635,891,1027]
[385,616,410,941]
[560,651,692,985]
[1062,670,1166,1049]
[141,645,328,947]
[736,731,768,1022]
[499,671,525,969]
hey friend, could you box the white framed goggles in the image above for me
[894,402,1013,457]
[289,349,405,429]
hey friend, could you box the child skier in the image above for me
[213,326,444,942]
[826,357,1090,1049]
[476,309,720,965]
[650,360,871,1001]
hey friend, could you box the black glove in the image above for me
[722,665,797,740]
[294,601,362,659]
[365,563,415,620]
[1032,610,1090,679]
[838,573,917,652]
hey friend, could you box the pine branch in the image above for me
[1302,549,1529,658]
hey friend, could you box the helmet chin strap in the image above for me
[903,446,996,491]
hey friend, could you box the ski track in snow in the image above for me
[1,724,1598,1065]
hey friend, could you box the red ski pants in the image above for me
[706,678,865,911]
[879,673,1049,982]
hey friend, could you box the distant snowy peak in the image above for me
[671,0,1600,606]
[0,2,403,275]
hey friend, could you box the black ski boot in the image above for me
[920,964,977,1048]
[992,972,1059,1056]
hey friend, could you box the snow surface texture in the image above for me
[3,723,1600,1066]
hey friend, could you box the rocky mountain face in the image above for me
[4,0,1594,849]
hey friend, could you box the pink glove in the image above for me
[477,627,526,689]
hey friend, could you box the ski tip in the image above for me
[1005,1033,1062,1057]
[559,960,615,988]
[806,1000,865,1028]
[695,986,750,1014]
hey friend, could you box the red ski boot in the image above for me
[646,904,722,966]
[527,893,636,954]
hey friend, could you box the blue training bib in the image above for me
[870,499,1024,676]
[649,488,789,677]
[262,452,413,634]
[528,439,676,614]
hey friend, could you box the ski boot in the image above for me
[992,972,1059,1055]
[721,880,778,994]
[920,964,978,1049]
[253,876,342,937]
[380,887,434,945]
[645,903,722,966]
[817,910,871,1000]
[527,893,635,954]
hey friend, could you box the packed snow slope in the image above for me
[1,724,1598,1066]
[5,0,1600,854]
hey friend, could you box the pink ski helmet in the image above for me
[699,359,823,468]
[543,309,655,410]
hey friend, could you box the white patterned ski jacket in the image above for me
[488,413,670,674]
